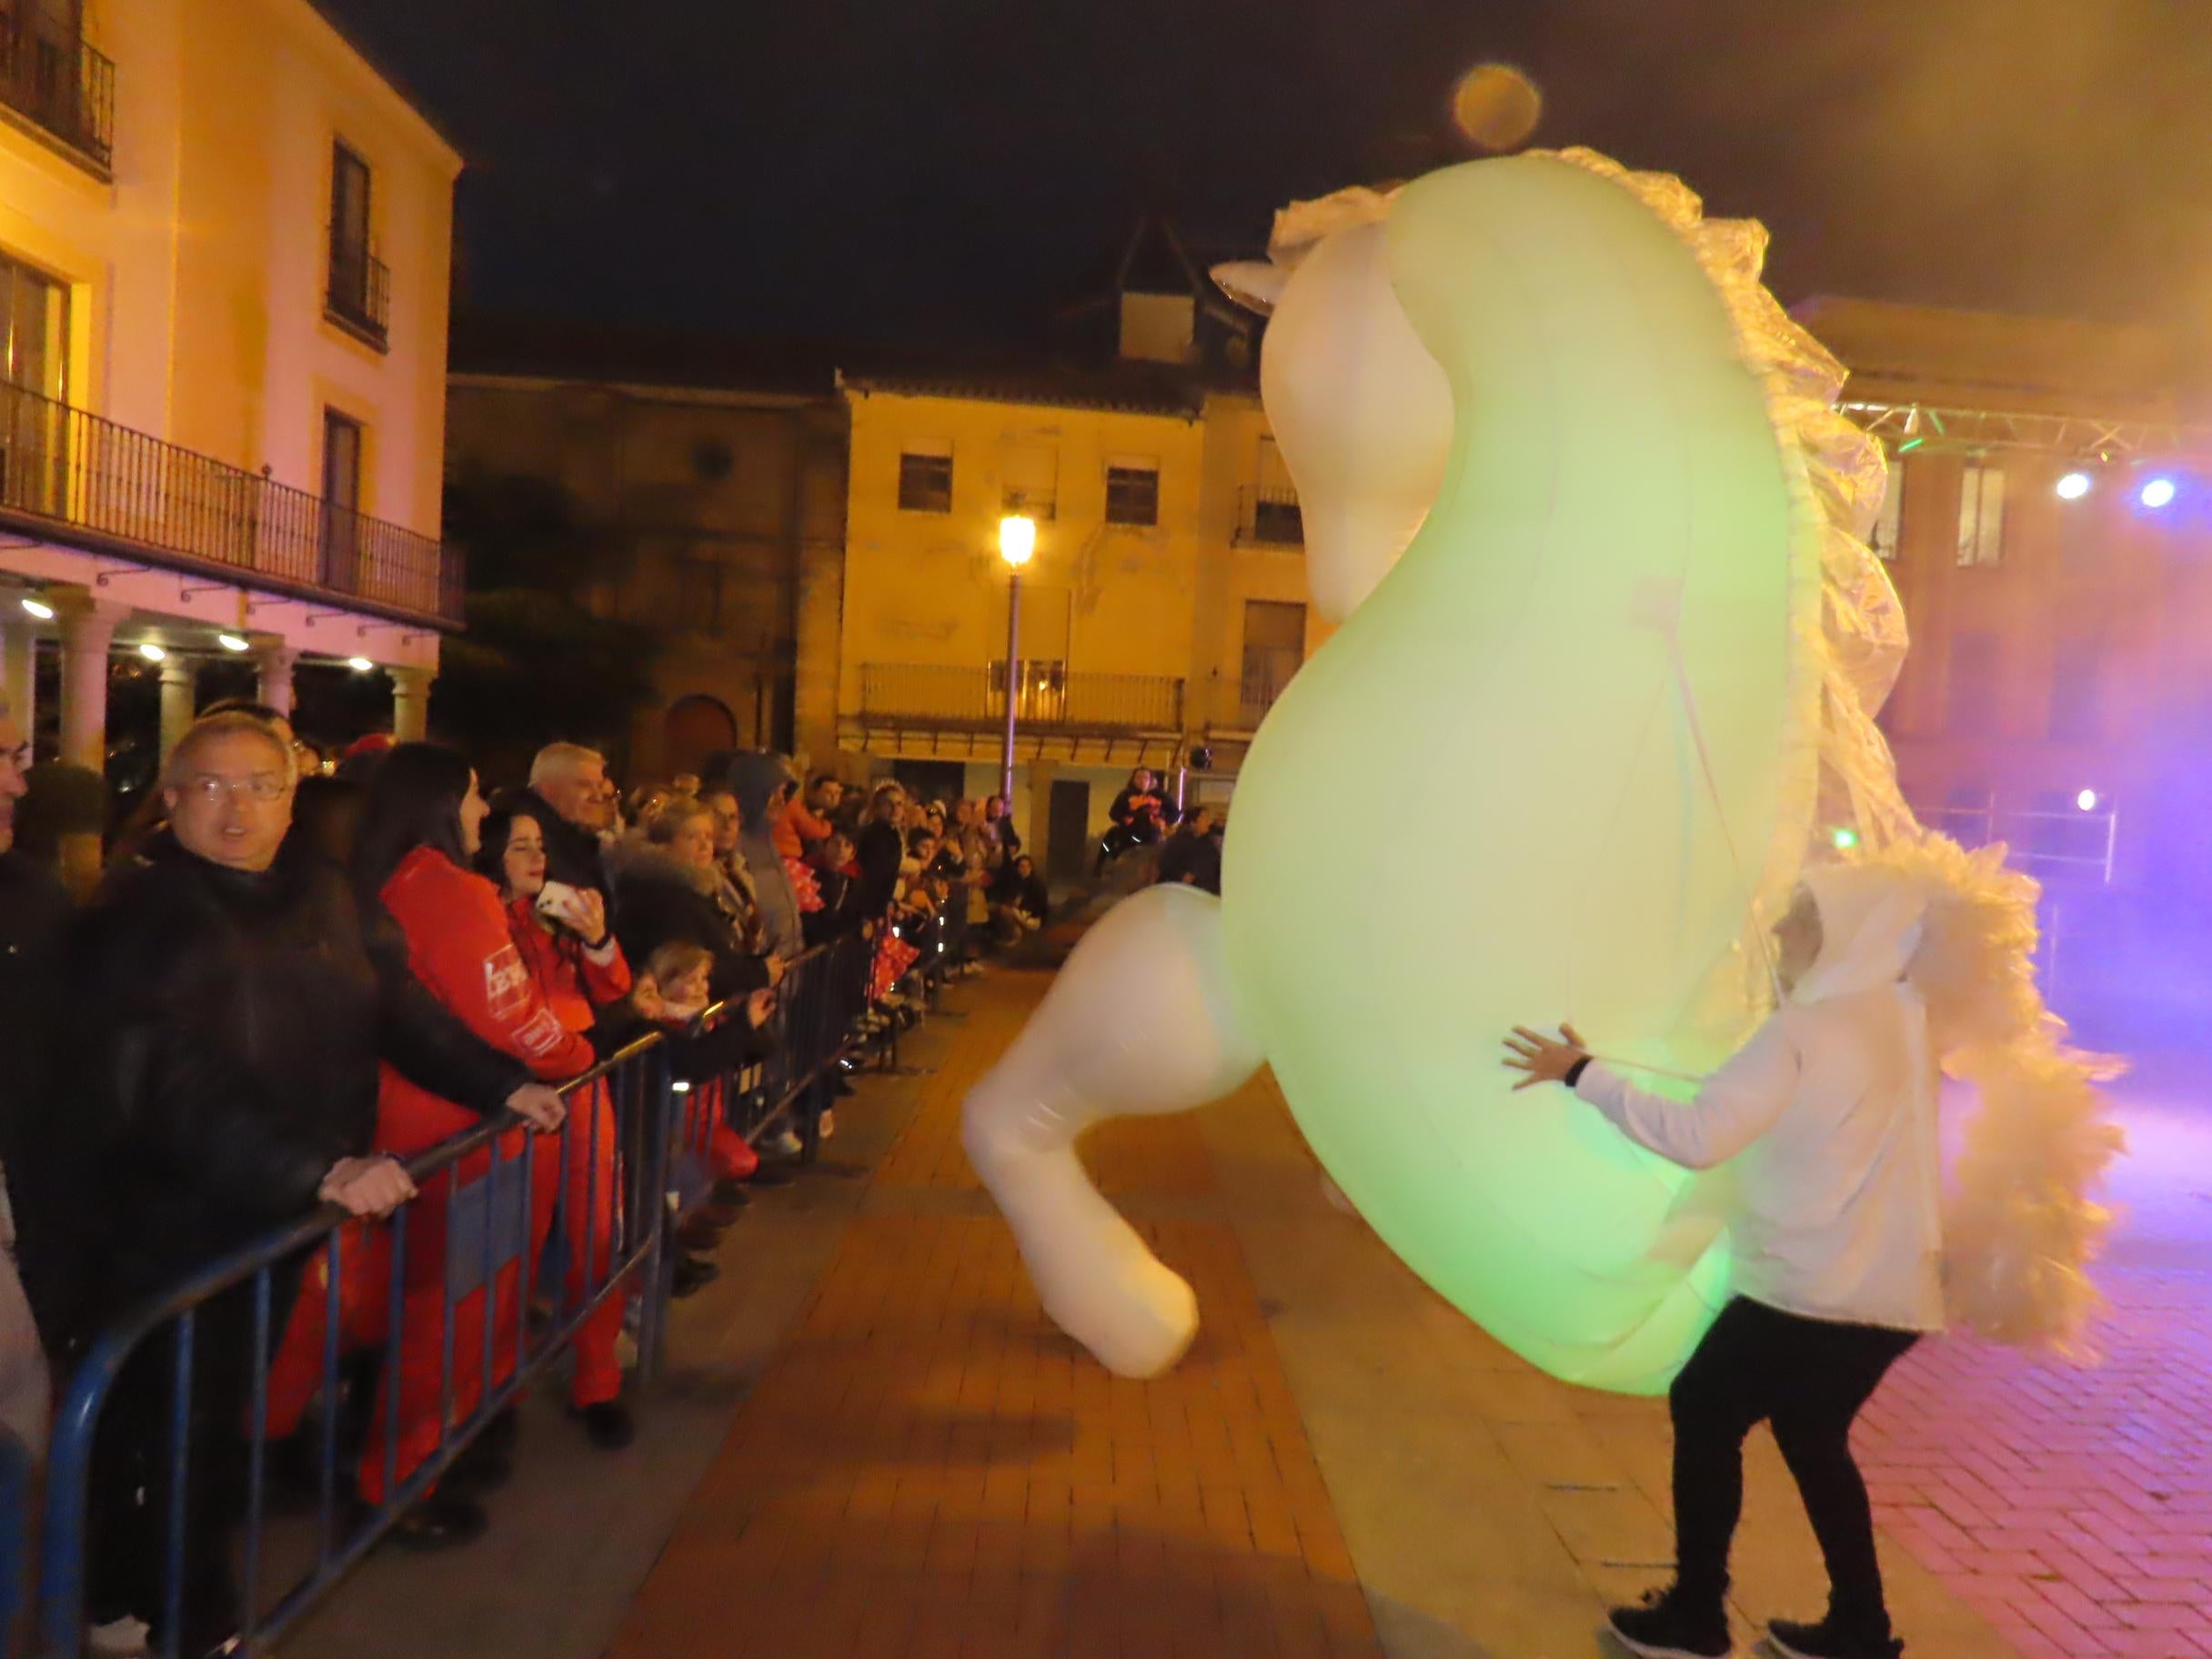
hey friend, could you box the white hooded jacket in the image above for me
[1574,865,1946,1332]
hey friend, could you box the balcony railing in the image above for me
[1239,669,1289,729]
[1237,483,1303,548]
[858,661,1183,733]
[326,242,391,349]
[0,377,464,624]
[0,15,114,173]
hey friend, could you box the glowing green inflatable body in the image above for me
[963,150,1909,1394]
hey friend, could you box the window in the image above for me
[898,441,952,512]
[1240,599,1306,725]
[1000,437,1058,519]
[2049,636,2102,741]
[1104,458,1159,527]
[0,0,110,170]
[326,142,387,346]
[0,249,69,514]
[319,409,363,589]
[1868,459,1905,561]
[1956,464,2005,567]
[1946,631,2000,737]
[1244,435,1302,545]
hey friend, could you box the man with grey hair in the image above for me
[518,739,618,910]
[14,711,563,1653]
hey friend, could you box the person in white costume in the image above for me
[1507,863,1943,1659]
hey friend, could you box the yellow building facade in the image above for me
[0,0,462,778]
[830,371,1318,876]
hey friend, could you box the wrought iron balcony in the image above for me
[0,377,464,625]
[857,661,1184,734]
[326,242,391,349]
[1236,483,1303,548]
[0,15,114,174]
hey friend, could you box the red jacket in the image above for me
[375,849,598,1151]
[504,895,631,1036]
[772,797,834,861]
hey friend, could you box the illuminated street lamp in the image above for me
[998,513,1036,809]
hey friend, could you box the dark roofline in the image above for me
[840,371,1206,418]
[303,2,467,162]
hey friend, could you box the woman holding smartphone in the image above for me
[351,746,588,1541]
[478,796,639,1449]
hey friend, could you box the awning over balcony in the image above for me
[844,661,1187,766]
[0,379,465,628]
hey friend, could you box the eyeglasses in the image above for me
[179,774,292,804]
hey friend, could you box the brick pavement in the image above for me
[1858,1270,2212,1659]
[610,978,1381,1659]
[612,957,2211,1659]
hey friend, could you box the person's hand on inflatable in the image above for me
[1503,1023,1589,1091]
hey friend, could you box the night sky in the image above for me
[322,0,2212,355]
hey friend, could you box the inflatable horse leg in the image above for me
[962,884,1263,1377]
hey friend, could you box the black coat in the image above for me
[991,863,1050,922]
[0,849,71,1164]
[11,834,528,1353]
[608,848,775,1079]
[1156,827,1223,895]
[610,847,772,1003]
[802,865,863,947]
[855,819,904,923]
[1108,786,1173,843]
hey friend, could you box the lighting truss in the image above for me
[1839,400,2212,461]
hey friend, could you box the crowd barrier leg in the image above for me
[635,1047,679,1389]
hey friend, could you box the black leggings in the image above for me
[1670,1297,1918,1631]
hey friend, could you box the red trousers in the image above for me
[262,1221,391,1442]
[356,1099,556,1505]
[556,1082,625,1408]
[689,1074,757,1181]
[262,1097,631,1463]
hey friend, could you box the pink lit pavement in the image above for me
[1856,1061,2212,1659]
[316,964,2206,1659]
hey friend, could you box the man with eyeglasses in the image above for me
[13,712,562,1658]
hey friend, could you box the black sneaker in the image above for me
[1606,1584,1731,1659]
[573,1398,637,1451]
[670,1252,719,1297]
[1768,1614,1901,1659]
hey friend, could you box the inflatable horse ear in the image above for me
[1212,206,1452,626]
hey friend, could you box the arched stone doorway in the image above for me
[663,693,739,779]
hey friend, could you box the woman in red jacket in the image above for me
[350,746,586,1538]
[477,797,637,1448]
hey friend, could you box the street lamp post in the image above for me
[998,513,1036,813]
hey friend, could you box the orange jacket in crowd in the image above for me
[772,796,834,862]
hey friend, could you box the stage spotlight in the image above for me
[2139,477,2177,510]
[2056,471,2092,500]
[2076,789,2099,812]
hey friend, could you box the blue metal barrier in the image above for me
[23,926,912,1657]
[33,1032,673,1659]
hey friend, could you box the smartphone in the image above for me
[536,880,582,920]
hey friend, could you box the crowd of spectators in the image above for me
[0,695,1242,1658]
[0,702,1050,1659]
